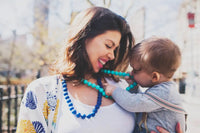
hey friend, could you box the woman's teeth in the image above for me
[99,59,106,65]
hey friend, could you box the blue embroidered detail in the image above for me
[32,121,45,133]
[46,91,57,111]
[25,91,37,109]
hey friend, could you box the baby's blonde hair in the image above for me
[130,37,181,78]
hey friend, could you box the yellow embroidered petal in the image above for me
[53,99,59,123]
[43,100,50,120]
[16,120,36,133]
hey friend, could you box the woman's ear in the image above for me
[151,72,160,83]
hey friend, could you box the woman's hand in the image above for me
[150,122,183,133]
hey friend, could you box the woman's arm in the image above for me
[150,122,183,133]
[16,80,48,133]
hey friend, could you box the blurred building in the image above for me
[33,0,49,45]
[177,0,200,76]
[129,7,145,43]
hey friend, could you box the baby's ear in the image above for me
[151,72,160,83]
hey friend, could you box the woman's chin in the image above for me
[93,67,101,73]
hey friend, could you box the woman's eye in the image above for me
[106,44,112,48]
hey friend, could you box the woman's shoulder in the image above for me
[27,75,60,92]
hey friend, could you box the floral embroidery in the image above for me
[32,121,45,133]
[46,91,57,111]
[52,99,59,129]
[43,100,50,125]
[16,120,36,133]
[25,91,37,109]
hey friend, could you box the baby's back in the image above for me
[147,108,185,133]
[136,81,186,133]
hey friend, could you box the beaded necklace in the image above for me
[61,78,103,119]
[82,69,138,98]
[61,69,137,119]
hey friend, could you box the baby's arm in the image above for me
[104,75,136,96]
[111,88,162,112]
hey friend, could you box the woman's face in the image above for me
[85,30,121,73]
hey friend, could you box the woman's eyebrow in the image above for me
[105,39,115,46]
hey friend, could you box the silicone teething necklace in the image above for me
[82,69,138,98]
[62,69,137,119]
[62,78,103,119]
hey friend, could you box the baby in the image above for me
[105,37,186,133]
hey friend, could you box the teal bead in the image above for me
[102,92,106,96]
[107,70,111,74]
[99,88,104,93]
[122,73,126,76]
[118,72,122,76]
[87,82,92,86]
[126,87,130,91]
[113,71,117,75]
[96,85,100,90]
[130,84,134,88]
[83,80,88,84]
[111,71,115,74]
[102,69,131,78]
[91,83,96,88]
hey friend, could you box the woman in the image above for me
[16,7,182,133]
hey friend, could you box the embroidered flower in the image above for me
[46,91,57,111]
[43,100,50,125]
[52,99,59,129]
[16,120,36,133]
[25,91,37,109]
[32,121,45,133]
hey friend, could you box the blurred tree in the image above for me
[6,30,16,84]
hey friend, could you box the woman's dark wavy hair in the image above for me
[50,6,135,82]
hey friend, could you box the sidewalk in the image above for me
[181,95,200,133]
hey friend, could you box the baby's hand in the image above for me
[103,83,117,96]
[124,76,134,85]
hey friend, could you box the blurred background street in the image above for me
[182,95,200,133]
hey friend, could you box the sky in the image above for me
[0,0,183,40]
[0,0,33,38]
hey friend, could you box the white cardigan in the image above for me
[16,75,135,133]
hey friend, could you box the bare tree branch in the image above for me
[104,0,111,8]
[86,0,95,6]
[6,30,16,84]
[123,0,134,18]
[107,0,111,8]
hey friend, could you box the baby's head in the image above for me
[129,37,181,86]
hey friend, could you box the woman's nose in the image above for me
[108,51,115,60]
